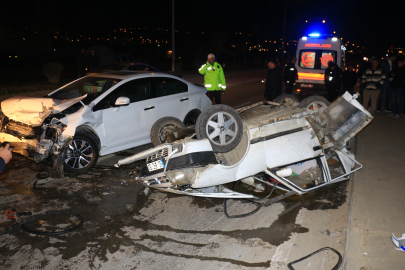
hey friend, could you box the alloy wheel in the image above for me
[65,139,94,169]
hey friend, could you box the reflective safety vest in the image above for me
[198,61,226,91]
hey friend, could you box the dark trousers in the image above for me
[265,87,281,101]
[78,67,86,78]
[377,81,391,111]
[326,85,339,102]
[391,87,404,116]
[208,90,222,104]
[285,81,294,95]
[342,87,354,95]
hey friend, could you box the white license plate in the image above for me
[147,160,165,172]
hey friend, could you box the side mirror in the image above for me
[115,96,130,106]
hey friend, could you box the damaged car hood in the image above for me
[0,95,87,126]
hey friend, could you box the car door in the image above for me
[148,77,190,124]
[93,78,157,149]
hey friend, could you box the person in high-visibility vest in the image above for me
[198,53,226,104]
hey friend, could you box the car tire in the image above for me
[299,95,331,127]
[195,104,243,153]
[64,135,99,174]
[274,94,300,107]
[183,110,201,127]
[151,117,186,146]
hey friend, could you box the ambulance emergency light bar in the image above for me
[302,33,334,39]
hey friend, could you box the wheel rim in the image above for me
[206,112,238,146]
[158,124,177,143]
[65,139,94,169]
[306,101,328,126]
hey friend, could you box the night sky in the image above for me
[1,0,403,48]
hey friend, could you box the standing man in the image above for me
[75,47,87,78]
[265,59,283,101]
[377,53,396,112]
[324,61,343,102]
[342,63,358,95]
[87,48,100,72]
[362,58,386,115]
[389,56,405,119]
[283,57,298,95]
[357,56,374,104]
[198,54,226,104]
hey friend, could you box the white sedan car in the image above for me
[116,93,372,201]
[0,71,211,175]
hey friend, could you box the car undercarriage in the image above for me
[116,93,372,202]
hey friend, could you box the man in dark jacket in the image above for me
[357,57,373,104]
[265,59,283,101]
[389,56,405,119]
[324,61,343,102]
[283,57,298,95]
[342,63,358,95]
[377,53,396,112]
[87,48,100,72]
[0,143,13,175]
[75,47,87,78]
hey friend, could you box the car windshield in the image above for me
[95,63,128,72]
[49,77,121,105]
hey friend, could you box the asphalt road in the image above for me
[185,69,268,108]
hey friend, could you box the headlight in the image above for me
[166,168,193,185]
[50,118,67,132]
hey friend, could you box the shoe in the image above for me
[376,110,381,112]
[384,109,392,112]
[394,115,399,120]
[388,114,395,118]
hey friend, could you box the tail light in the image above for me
[206,91,211,99]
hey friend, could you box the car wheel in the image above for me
[299,96,331,127]
[195,105,243,153]
[64,135,99,174]
[274,94,300,107]
[151,117,186,146]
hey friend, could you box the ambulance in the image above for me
[294,33,346,96]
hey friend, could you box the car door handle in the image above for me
[144,106,155,111]
[180,98,189,101]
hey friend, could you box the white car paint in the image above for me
[116,92,373,198]
[0,71,211,170]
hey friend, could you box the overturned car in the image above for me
[116,92,372,201]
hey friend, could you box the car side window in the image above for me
[93,78,151,111]
[152,77,188,98]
